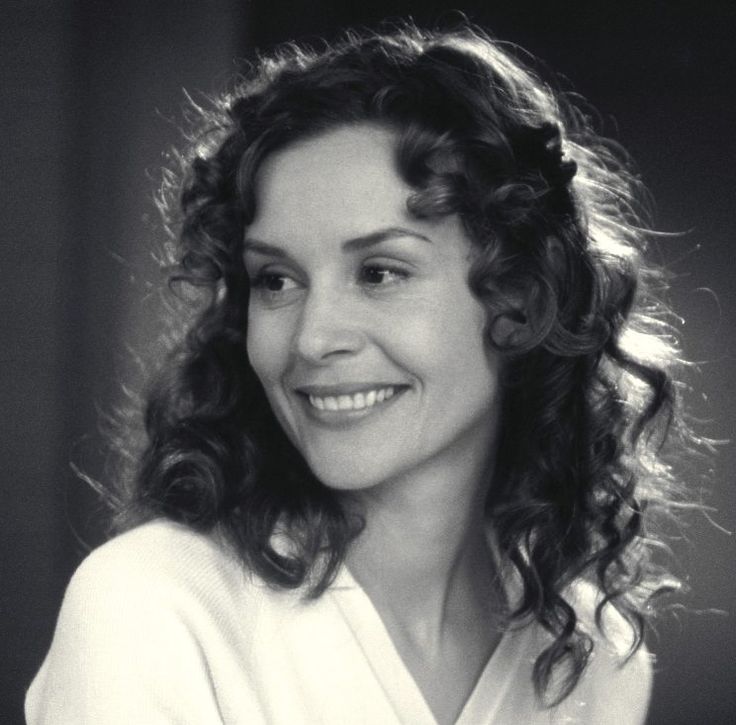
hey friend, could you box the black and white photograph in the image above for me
[3,1,734,723]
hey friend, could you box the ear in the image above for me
[488,305,533,350]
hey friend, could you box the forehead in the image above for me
[247,124,413,242]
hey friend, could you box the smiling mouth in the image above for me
[306,386,401,412]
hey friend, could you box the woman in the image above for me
[27,23,695,724]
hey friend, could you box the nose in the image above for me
[292,286,366,364]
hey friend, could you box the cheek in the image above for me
[428,296,499,412]
[418,291,490,368]
[246,312,287,386]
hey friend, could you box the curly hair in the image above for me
[107,22,699,704]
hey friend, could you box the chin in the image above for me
[306,460,388,493]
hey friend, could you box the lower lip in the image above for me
[297,388,408,426]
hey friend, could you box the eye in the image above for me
[359,263,410,287]
[256,272,298,292]
[250,270,302,304]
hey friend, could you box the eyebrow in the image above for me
[242,226,432,257]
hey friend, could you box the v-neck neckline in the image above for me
[328,565,531,725]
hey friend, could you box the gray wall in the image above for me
[2,1,246,719]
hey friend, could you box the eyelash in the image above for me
[251,272,298,293]
[359,263,410,287]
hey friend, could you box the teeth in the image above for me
[308,386,397,412]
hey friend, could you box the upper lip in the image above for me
[294,383,408,397]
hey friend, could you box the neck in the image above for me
[341,444,502,648]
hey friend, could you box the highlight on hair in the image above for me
[103,22,704,704]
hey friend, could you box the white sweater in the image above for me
[26,520,651,724]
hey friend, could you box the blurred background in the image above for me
[3,1,734,722]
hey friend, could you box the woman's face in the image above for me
[244,124,501,492]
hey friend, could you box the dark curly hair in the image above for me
[105,22,700,704]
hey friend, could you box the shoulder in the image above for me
[25,520,266,724]
[566,579,643,657]
[52,518,272,651]
[67,518,247,601]
[77,518,238,578]
[563,580,653,724]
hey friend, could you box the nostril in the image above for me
[294,330,365,362]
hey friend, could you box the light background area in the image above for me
[3,1,734,723]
